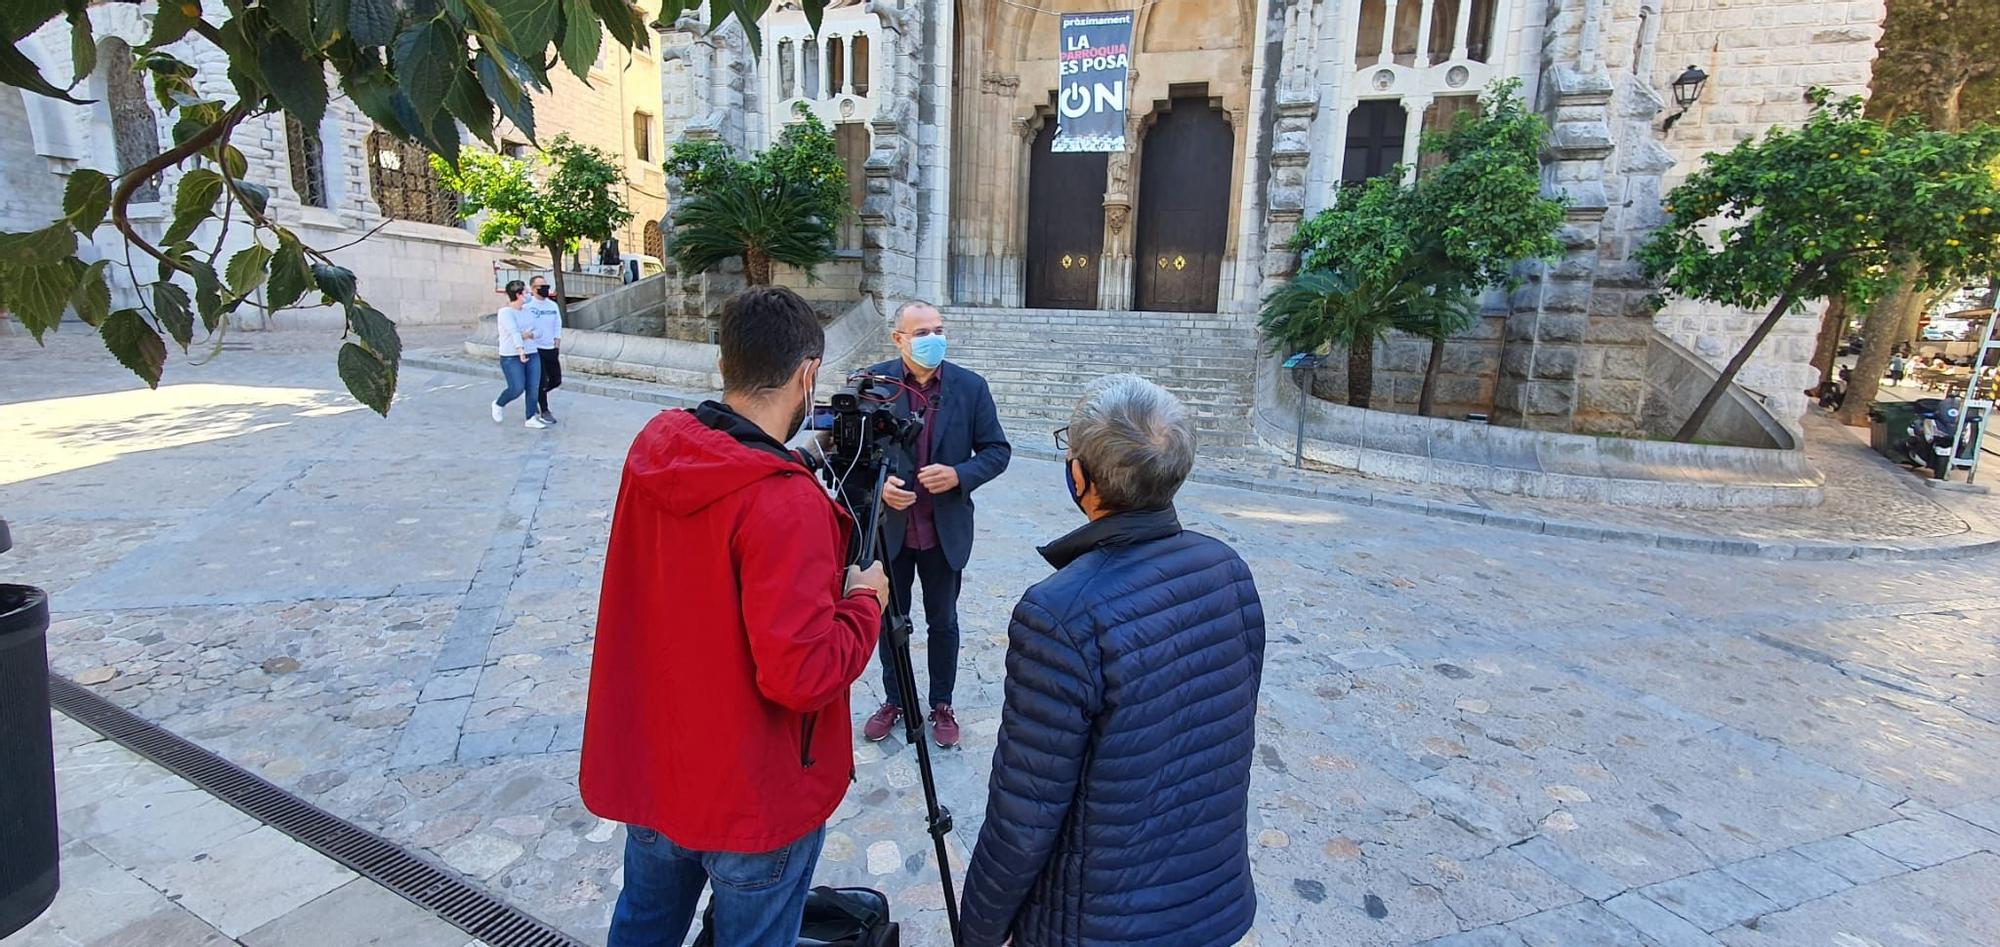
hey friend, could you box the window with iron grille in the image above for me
[366,130,459,227]
[643,218,664,261]
[286,116,328,208]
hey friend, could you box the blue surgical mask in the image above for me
[910,334,948,369]
[1065,458,1090,513]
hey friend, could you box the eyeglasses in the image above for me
[904,327,946,339]
[1054,427,1068,452]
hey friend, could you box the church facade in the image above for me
[657,0,1883,434]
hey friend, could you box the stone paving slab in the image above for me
[2,711,481,947]
[7,329,2000,945]
[1713,853,2000,946]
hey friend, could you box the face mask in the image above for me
[1065,458,1090,513]
[785,366,817,442]
[909,334,948,369]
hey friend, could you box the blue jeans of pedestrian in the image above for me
[497,354,541,420]
[607,823,825,947]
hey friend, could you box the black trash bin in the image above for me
[0,516,58,938]
[1867,401,1919,458]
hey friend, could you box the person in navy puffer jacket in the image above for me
[960,373,1266,947]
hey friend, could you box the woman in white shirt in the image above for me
[493,280,549,429]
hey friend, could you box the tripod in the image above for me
[853,462,963,946]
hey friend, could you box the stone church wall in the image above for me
[1642,0,1885,422]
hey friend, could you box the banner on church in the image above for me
[1054,11,1134,153]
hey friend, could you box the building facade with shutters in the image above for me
[6,1,668,332]
[657,0,1885,433]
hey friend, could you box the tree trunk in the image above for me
[1809,296,1849,395]
[1675,291,1800,442]
[1838,262,1924,426]
[743,249,773,286]
[1418,336,1447,417]
[1347,338,1375,409]
[547,246,569,326]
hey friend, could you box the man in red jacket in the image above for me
[581,286,888,947]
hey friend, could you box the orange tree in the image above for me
[1637,89,2000,442]
[0,0,819,412]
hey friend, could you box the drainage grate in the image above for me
[49,674,586,947]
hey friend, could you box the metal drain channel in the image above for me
[49,674,585,947]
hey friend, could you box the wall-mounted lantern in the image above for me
[1661,65,1709,133]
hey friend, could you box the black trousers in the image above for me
[878,544,961,709]
[537,348,562,413]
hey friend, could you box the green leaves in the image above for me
[167,168,225,244]
[348,0,398,47]
[153,281,194,348]
[227,243,275,295]
[101,309,168,388]
[492,0,563,59]
[149,0,201,47]
[66,5,95,90]
[558,0,602,81]
[1639,90,2000,314]
[7,261,78,340]
[394,18,466,159]
[337,342,396,414]
[266,236,315,310]
[346,302,402,364]
[434,134,631,257]
[0,223,78,267]
[312,263,357,306]
[70,260,111,327]
[259,31,329,129]
[269,0,316,47]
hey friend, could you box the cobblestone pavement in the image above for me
[5,329,2000,946]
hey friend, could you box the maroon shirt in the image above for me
[903,366,945,552]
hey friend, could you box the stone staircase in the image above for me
[939,307,1262,455]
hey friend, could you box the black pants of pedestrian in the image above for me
[879,544,961,710]
[537,348,562,414]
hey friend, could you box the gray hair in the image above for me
[892,299,938,329]
[1067,374,1196,512]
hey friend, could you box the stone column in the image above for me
[859,0,923,306]
[1492,0,1615,431]
[1258,0,1325,304]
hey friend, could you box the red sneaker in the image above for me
[929,704,960,749]
[863,702,902,742]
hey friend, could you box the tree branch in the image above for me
[111,103,251,277]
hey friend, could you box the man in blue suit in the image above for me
[860,300,1012,748]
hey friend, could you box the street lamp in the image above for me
[1661,65,1709,133]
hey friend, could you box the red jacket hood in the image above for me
[628,410,806,517]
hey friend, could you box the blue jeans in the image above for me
[497,355,542,420]
[607,824,825,947]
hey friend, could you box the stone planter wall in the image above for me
[1256,353,1823,509]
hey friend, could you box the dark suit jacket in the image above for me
[868,358,1011,571]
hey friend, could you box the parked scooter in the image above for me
[1894,396,1978,479]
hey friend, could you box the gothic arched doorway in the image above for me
[1024,117,1107,310]
[1134,96,1232,313]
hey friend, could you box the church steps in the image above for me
[926,306,1262,457]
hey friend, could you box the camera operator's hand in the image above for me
[881,476,917,511]
[845,561,889,600]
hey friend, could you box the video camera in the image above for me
[814,373,923,517]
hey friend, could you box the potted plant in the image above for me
[0,516,59,938]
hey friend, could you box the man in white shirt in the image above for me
[528,275,564,424]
